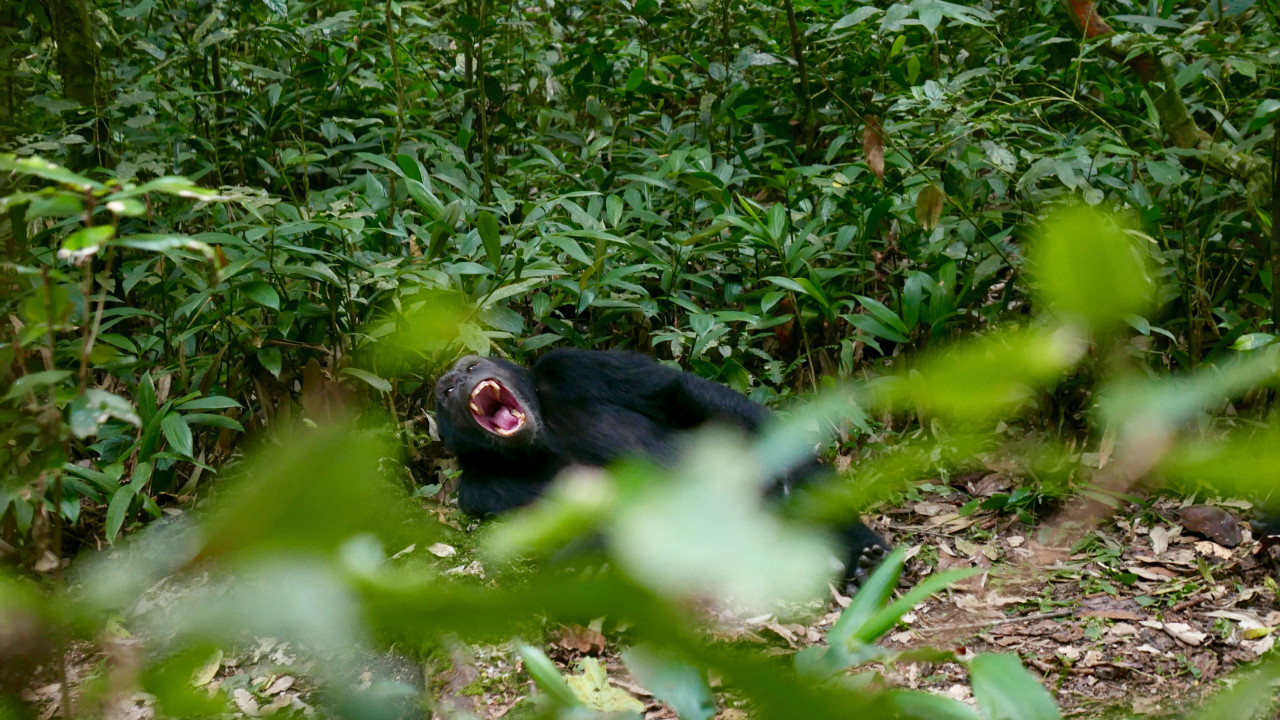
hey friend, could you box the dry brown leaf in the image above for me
[1162,622,1207,646]
[1192,541,1233,559]
[913,502,957,517]
[428,542,457,558]
[1149,526,1170,555]
[556,622,607,654]
[915,184,945,231]
[863,117,884,181]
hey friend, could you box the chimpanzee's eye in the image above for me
[466,363,477,372]
[445,386,454,395]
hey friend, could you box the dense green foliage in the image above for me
[4,0,1280,715]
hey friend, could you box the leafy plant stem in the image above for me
[1271,127,1280,333]
[781,0,814,154]
[385,0,406,163]
[79,249,113,392]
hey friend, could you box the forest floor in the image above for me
[413,466,1280,719]
[23,464,1279,719]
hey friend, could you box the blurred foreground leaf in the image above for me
[609,431,833,609]
[969,653,1061,720]
[873,325,1086,421]
[1029,205,1154,330]
[197,417,433,562]
[622,645,715,720]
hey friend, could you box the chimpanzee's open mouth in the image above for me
[468,379,527,436]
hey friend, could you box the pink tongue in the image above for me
[493,407,520,431]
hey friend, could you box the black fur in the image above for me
[434,348,889,592]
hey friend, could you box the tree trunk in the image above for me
[47,0,107,167]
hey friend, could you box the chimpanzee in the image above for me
[433,348,890,592]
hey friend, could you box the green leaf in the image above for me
[844,313,910,344]
[405,179,443,220]
[105,486,137,544]
[182,413,246,432]
[1185,659,1280,720]
[137,372,158,426]
[161,413,194,457]
[564,657,644,714]
[69,390,142,438]
[356,152,406,177]
[60,225,115,260]
[884,690,984,720]
[763,276,808,295]
[3,370,73,401]
[833,6,882,28]
[969,653,1061,720]
[0,154,104,190]
[516,643,580,708]
[827,547,907,649]
[622,646,714,720]
[766,203,788,242]
[1233,333,1276,351]
[1029,205,1153,330]
[241,281,280,310]
[115,176,224,200]
[128,462,154,491]
[855,295,911,335]
[341,367,393,393]
[176,396,242,411]
[476,210,502,267]
[625,66,645,92]
[257,346,282,378]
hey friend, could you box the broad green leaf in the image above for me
[3,370,73,401]
[1184,659,1280,720]
[182,414,245,432]
[611,434,833,610]
[827,547,907,649]
[764,276,808,295]
[884,690,984,720]
[176,396,242,411]
[161,413,194,457]
[855,295,911,335]
[969,654,1060,720]
[115,176,224,200]
[874,326,1085,420]
[0,154,104,190]
[105,486,137,544]
[258,346,283,378]
[356,152,406,177]
[341,367,393,393]
[128,462,154,491]
[766,203,788,242]
[476,210,502,267]
[69,389,142,438]
[844,313,910,344]
[1233,333,1275,351]
[240,281,280,310]
[60,225,115,260]
[405,179,443,220]
[622,646,714,720]
[1029,206,1153,329]
[833,6,882,28]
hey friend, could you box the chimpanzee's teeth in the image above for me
[469,402,482,414]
